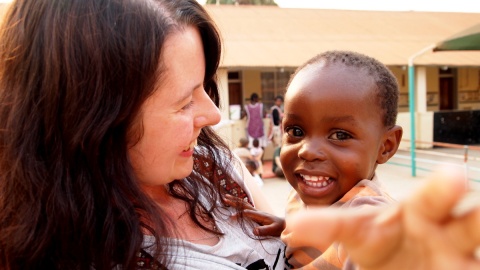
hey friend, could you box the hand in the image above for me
[224,194,285,237]
[285,166,480,270]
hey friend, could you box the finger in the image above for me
[243,209,273,224]
[286,207,383,251]
[224,194,255,210]
[404,165,467,222]
[255,223,284,237]
[446,207,480,254]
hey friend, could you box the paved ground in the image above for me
[261,148,480,217]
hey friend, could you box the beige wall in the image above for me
[458,67,480,110]
[397,111,434,150]
[389,66,408,94]
[458,67,479,91]
[242,70,262,101]
[426,67,439,111]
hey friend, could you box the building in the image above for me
[205,5,480,156]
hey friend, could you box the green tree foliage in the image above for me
[205,0,277,5]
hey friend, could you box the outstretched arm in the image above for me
[285,166,480,270]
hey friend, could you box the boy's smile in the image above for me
[281,62,392,206]
[299,174,332,188]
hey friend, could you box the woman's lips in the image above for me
[183,139,197,152]
[180,139,197,157]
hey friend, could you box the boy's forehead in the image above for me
[284,64,380,118]
[287,63,372,96]
[286,64,321,97]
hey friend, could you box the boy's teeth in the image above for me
[300,174,330,181]
[300,174,332,188]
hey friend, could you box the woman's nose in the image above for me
[194,90,221,128]
[298,139,327,162]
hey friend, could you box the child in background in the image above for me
[268,95,284,148]
[272,146,284,178]
[250,138,264,178]
[245,159,264,187]
[232,137,253,165]
[279,50,403,269]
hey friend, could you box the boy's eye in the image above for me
[329,131,352,141]
[285,126,304,138]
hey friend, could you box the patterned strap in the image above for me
[194,156,254,207]
[134,249,167,270]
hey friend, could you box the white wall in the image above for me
[397,111,434,150]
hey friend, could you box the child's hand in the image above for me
[285,166,480,270]
[224,194,285,237]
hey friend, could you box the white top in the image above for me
[142,149,286,269]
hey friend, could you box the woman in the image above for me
[0,0,282,269]
[0,0,479,269]
[243,93,267,148]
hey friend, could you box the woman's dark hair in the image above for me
[0,0,232,268]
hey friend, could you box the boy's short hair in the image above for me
[239,137,249,147]
[288,50,399,128]
[274,95,284,102]
[245,159,258,171]
[252,138,260,148]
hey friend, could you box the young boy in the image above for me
[233,137,253,165]
[245,158,264,187]
[279,50,403,269]
[250,138,264,178]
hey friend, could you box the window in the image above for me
[261,69,293,110]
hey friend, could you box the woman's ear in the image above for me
[377,125,403,164]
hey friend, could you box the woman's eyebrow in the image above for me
[173,83,202,106]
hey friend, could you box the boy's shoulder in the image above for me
[337,176,396,209]
[284,176,396,216]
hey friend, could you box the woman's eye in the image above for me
[181,101,194,110]
[330,131,352,141]
[286,127,304,138]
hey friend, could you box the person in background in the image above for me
[250,138,264,178]
[233,137,253,165]
[268,95,284,148]
[245,159,264,187]
[243,92,267,148]
[272,146,285,178]
[279,50,402,269]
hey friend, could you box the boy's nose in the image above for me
[298,139,327,162]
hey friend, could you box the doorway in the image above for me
[439,68,456,111]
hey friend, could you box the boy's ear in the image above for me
[377,125,403,164]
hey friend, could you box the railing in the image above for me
[390,140,480,183]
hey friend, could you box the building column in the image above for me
[415,66,427,113]
[216,68,229,120]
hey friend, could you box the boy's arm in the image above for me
[224,194,285,237]
[285,167,480,270]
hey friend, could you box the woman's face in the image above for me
[128,26,221,186]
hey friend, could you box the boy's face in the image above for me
[281,63,394,206]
